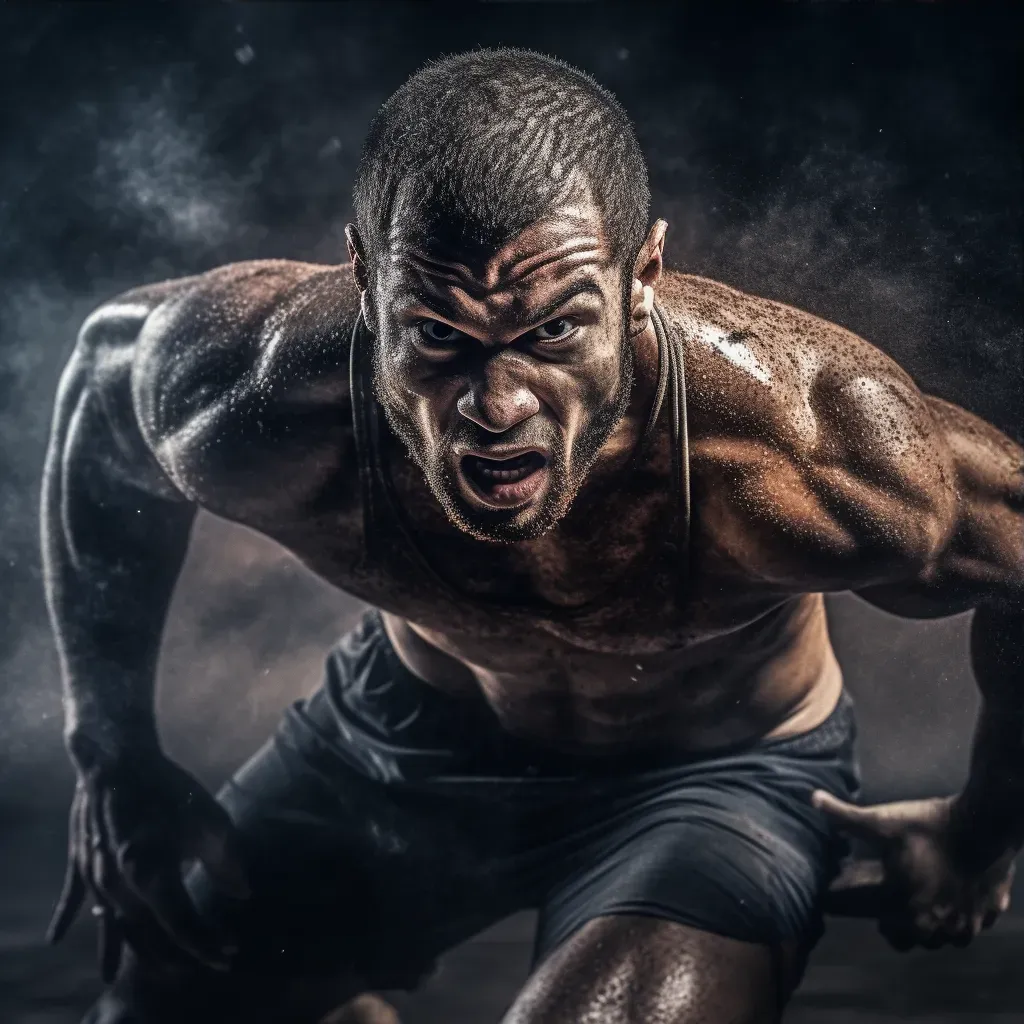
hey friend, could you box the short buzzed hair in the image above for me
[352,48,651,275]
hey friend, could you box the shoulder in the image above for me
[658,272,959,583]
[74,260,360,507]
[126,260,358,438]
[658,270,931,443]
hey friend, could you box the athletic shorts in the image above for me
[189,609,860,994]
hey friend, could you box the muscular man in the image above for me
[43,49,1022,1024]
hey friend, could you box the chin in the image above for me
[435,463,574,545]
[452,507,563,545]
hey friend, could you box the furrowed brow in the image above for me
[524,281,604,326]
[404,281,603,329]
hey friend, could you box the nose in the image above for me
[456,356,540,433]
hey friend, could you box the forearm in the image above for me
[951,602,1024,866]
[42,366,196,765]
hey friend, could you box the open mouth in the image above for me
[460,451,549,507]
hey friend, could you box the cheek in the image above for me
[379,343,462,430]
[561,348,624,424]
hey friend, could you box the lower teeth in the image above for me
[479,468,527,481]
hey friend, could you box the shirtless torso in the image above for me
[93,254,1005,753]
[47,248,1022,1023]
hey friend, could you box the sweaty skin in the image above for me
[43,204,1024,1022]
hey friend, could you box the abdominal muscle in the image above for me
[379,593,844,756]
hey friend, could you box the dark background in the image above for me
[1,4,1020,1022]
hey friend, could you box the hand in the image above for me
[48,746,250,981]
[813,790,1015,950]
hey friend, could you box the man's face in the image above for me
[363,198,637,544]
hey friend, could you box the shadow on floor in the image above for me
[5,812,1023,1023]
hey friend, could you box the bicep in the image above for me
[44,310,197,584]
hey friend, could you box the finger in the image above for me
[983,908,999,929]
[47,791,87,944]
[47,856,86,944]
[97,908,123,984]
[192,812,250,899]
[86,798,128,981]
[824,858,886,917]
[830,857,886,891]
[121,858,232,969]
[811,790,900,843]
[88,799,119,908]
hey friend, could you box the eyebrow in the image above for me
[525,280,605,326]
[411,280,605,332]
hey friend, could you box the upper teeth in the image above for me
[472,453,537,481]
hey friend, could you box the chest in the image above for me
[268,454,783,659]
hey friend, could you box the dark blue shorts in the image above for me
[199,609,859,993]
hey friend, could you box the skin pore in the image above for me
[346,193,666,546]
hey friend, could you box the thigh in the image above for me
[533,733,855,998]
[506,914,779,1024]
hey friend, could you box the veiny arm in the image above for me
[854,396,1024,867]
[43,260,357,982]
[806,391,1023,948]
[43,299,197,764]
[42,283,254,977]
[47,258,356,760]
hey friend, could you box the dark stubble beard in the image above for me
[375,333,637,545]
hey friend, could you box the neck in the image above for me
[587,315,663,481]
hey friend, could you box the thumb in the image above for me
[811,790,899,844]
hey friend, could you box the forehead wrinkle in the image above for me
[395,269,497,327]
[398,243,606,304]
[397,272,605,339]
[501,242,605,289]
[396,250,472,289]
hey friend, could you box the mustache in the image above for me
[441,418,562,458]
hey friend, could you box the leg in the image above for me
[506,915,779,1024]
[82,611,531,1023]
[519,694,860,1024]
[82,732,397,1024]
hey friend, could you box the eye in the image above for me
[418,320,467,347]
[532,317,578,344]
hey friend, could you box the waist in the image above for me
[379,606,845,757]
[295,607,856,784]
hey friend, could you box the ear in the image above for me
[627,219,668,338]
[344,224,370,293]
[345,223,378,330]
